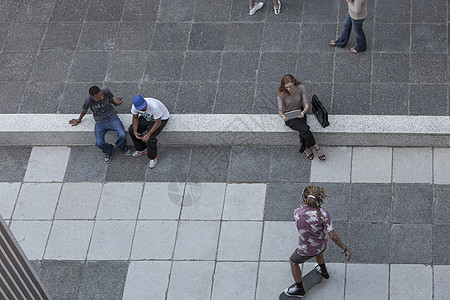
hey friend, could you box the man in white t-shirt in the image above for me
[129,94,170,168]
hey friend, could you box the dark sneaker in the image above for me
[284,283,305,298]
[120,146,131,155]
[315,265,330,279]
[104,152,112,163]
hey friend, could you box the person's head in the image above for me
[89,86,103,101]
[302,185,327,208]
[132,94,147,111]
[278,74,301,95]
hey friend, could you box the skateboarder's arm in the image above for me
[328,230,351,261]
[69,109,88,126]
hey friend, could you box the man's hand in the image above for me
[282,116,289,121]
[134,131,142,140]
[297,112,304,118]
[142,134,150,143]
[115,97,123,106]
[69,119,80,126]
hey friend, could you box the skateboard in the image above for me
[279,268,323,299]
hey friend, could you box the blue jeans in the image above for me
[94,115,127,154]
[335,12,366,52]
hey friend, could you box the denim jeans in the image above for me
[335,12,367,52]
[94,115,127,154]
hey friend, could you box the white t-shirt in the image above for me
[130,97,170,121]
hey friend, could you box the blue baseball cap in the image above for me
[132,94,147,110]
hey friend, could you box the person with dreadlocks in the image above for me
[284,185,351,298]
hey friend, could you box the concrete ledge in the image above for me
[1,114,449,147]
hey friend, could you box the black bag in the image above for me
[311,95,330,128]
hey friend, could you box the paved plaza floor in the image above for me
[1,145,449,299]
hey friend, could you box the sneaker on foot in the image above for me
[284,283,305,298]
[314,265,330,279]
[249,2,264,15]
[274,0,281,15]
[132,149,147,158]
[149,156,158,169]
[104,152,112,164]
[120,146,132,155]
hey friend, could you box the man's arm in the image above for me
[109,96,123,106]
[142,118,161,143]
[69,109,88,126]
[132,114,141,139]
[328,230,351,261]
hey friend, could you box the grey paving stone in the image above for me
[220,52,259,82]
[390,224,433,264]
[334,53,372,83]
[410,54,448,84]
[374,0,410,23]
[306,83,333,113]
[0,81,23,113]
[103,82,140,113]
[371,83,408,115]
[144,51,184,81]
[372,53,410,83]
[158,0,196,22]
[151,23,190,51]
[323,221,349,262]
[0,24,9,50]
[78,261,128,300]
[256,262,296,300]
[258,52,297,82]
[50,0,90,22]
[434,225,450,264]
[213,83,255,114]
[97,183,142,220]
[14,183,62,219]
[13,0,54,23]
[69,51,110,82]
[0,0,19,22]
[19,82,64,113]
[269,146,311,182]
[390,264,433,300]
[434,149,450,184]
[224,23,263,51]
[175,82,217,113]
[167,261,214,300]
[122,0,160,21]
[351,147,392,183]
[0,147,32,182]
[38,260,85,300]
[10,221,52,260]
[434,185,450,223]
[228,146,271,183]
[29,260,41,274]
[29,51,73,83]
[392,148,433,183]
[392,184,433,224]
[131,220,178,259]
[40,23,82,51]
[264,183,305,221]
[302,0,339,23]
[223,183,266,220]
[411,24,448,54]
[187,146,231,182]
[211,262,258,300]
[217,221,263,260]
[265,0,304,23]
[105,153,148,182]
[349,184,391,223]
[332,84,370,115]
[181,51,221,81]
[410,84,448,116]
[4,23,46,52]
[139,82,178,112]
[348,223,390,263]
[0,52,35,81]
[146,146,191,182]
[0,182,20,219]
[434,266,450,300]
[299,23,338,53]
[252,81,279,113]
[260,221,297,261]
[261,23,300,51]
[78,22,119,50]
[411,0,447,23]
[310,183,350,222]
[345,264,389,300]
[180,182,226,220]
[86,0,126,22]
[139,182,183,219]
[372,24,410,53]
[194,0,232,22]
[59,82,103,114]
[64,146,107,182]
[297,53,334,83]
[173,221,220,260]
[106,51,148,82]
[229,0,268,22]
[188,23,227,51]
[310,147,352,183]
[56,182,102,219]
[114,22,154,50]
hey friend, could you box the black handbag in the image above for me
[311,95,330,128]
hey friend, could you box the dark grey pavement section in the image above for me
[0,0,448,116]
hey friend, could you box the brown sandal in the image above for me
[349,47,358,53]
[315,147,326,160]
[305,151,314,160]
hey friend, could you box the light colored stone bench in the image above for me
[1,114,449,147]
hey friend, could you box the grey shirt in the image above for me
[82,89,117,122]
[277,84,309,113]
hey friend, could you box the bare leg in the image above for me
[272,0,279,8]
[290,261,303,283]
[313,144,325,158]
[315,253,325,265]
[304,148,313,157]
[249,0,254,9]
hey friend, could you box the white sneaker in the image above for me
[249,2,264,15]
[274,0,281,15]
[149,157,158,169]
[132,149,147,157]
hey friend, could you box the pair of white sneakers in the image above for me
[249,0,281,15]
[132,150,158,169]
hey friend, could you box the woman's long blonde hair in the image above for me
[302,185,328,222]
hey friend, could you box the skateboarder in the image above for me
[284,185,351,298]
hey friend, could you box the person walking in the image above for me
[69,86,131,163]
[278,74,326,160]
[249,0,281,15]
[284,185,351,298]
[329,0,367,53]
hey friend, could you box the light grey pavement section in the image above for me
[139,182,184,220]
[96,182,143,220]
[211,262,258,300]
[217,221,263,261]
[351,147,392,183]
[13,182,61,219]
[434,265,450,300]
[393,148,433,183]
[434,148,450,184]
[302,262,346,300]
[1,114,449,147]
[23,146,71,182]
[260,221,298,261]
[0,182,21,219]
[222,183,266,220]
[310,147,352,182]
[345,264,389,300]
[55,182,102,219]
[9,220,52,260]
[390,264,433,300]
